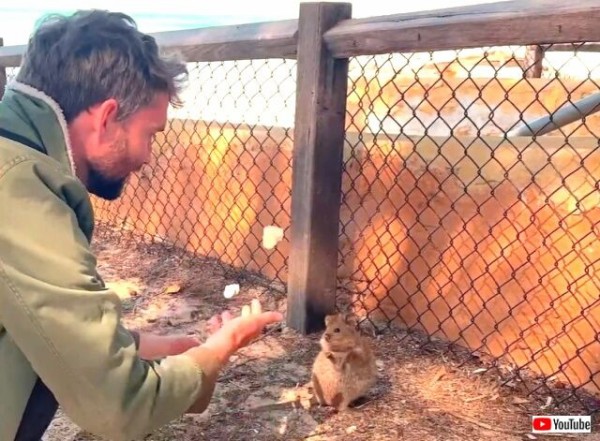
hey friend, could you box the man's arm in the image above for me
[131,332,200,360]
[0,159,222,440]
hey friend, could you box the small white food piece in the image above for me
[262,225,284,250]
[223,283,240,299]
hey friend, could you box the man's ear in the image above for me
[92,98,120,141]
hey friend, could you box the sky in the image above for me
[0,0,509,46]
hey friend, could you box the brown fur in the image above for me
[310,313,377,411]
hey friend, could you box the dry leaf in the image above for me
[106,281,138,299]
[430,366,446,384]
[512,397,529,405]
[300,398,313,409]
[277,416,289,436]
[540,396,553,409]
[346,426,357,434]
[464,395,488,403]
[165,284,182,294]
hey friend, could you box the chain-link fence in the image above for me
[339,43,600,410]
[94,59,297,285]
[5,38,600,412]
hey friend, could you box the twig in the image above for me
[429,408,524,435]
[244,400,299,413]
[219,357,259,382]
[463,394,489,403]
[429,366,446,385]
[352,393,383,409]
[253,322,283,343]
[303,431,330,440]
[217,325,282,382]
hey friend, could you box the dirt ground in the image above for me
[43,224,599,441]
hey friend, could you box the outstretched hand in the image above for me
[136,333,200,359]
[202,299,283,363]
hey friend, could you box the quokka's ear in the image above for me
[343,313,359,328]
[324,314,335,327]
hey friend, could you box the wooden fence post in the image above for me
[0,39,6,100]
[286,2,351,334]
[524,45,544,78]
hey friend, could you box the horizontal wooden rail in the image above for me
[152,19,298,62]
[3,2,600,67]
[324,0,600,57]
[0,43,25,68]
[0,19,299,67]
[543,42,600,52]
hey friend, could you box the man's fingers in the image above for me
[221,310,234,323]
[250,298,262,315]
[241,304,251,317]
[207,310,235,334]
[206,315,221,334]
[254,311,284,328]
[241,311,284,345]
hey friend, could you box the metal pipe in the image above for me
[508,91,600,136]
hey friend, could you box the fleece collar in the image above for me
[2,80,77,176]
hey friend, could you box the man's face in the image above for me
[84,92,168,200]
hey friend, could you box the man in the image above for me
[0,9,283,441]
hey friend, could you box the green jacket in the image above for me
[0,81,221,440]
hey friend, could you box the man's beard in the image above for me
[86,137,130,201]
[87,165,127,201]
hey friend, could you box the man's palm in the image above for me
[204,300,283,357]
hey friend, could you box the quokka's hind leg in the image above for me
[332,393,351,412]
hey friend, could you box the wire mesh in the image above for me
[94,59,296,285]
[339,43,600,412]
[5,67,17,84]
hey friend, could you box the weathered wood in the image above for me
[524,45,544,78]
[0,39,5,100]
[324,0,600,57]
[287,2,352,334]
[0,43,25,68]
[0,20,298,67]
[2,2,600,66]
[152,20,298,62]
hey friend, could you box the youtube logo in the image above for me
[532,417,551,431]
[531,415,592,434]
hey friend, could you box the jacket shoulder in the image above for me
[0,136,95,240]
[0,135,64,177]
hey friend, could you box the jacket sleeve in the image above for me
[0,159,222,440]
